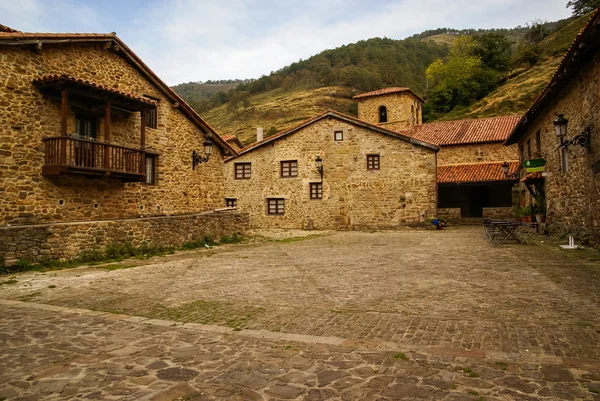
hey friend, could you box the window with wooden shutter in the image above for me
[280,160,298,178]
[235,163,251,179]
[310,183,322,199]
[145,108,157,129]
[267,198,284,215]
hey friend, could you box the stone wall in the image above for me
[0,42,226,226]
[437,208,461,225]
[225,117,437,230]
[516,51,600,244]
[438,142,519,165]
[482,207,515,220]
[356,93,423,131]
[0,211,249,264]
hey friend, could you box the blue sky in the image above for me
[1,0,573,85]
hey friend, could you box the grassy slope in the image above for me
[199,14,590,143]
[203,86,356,145]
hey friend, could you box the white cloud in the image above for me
[2,0,573,84]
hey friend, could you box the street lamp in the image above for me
[501,161,520,180]
[553,114,591,152]
[192,136,214,169]
[315,156,323,180]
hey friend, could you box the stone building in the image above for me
[355,89,521,222]
[0,26,248,263]
[224,110,438,229]
[505,8,600,243]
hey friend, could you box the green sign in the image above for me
[524,159,546,173]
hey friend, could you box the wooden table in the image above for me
[483,220,522,245]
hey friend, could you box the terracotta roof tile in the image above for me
[520,171,544,183]
[33,74,156,106]
[506,7,600,144]
[353,87,425,102]
[0,24,19,33]
[412,115,521,146]
[438,161,519,183]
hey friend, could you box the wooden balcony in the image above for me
[43,136,146,181]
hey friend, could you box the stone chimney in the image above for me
[257,127,263,142]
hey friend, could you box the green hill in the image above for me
[174,14,590,146]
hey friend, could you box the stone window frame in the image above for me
[234,162,251,179]
[367,154,380,171]
[225,198,237,208]
[144,153,158,185]
[267,198,285,215]
[280,160,298,178]
[310,182,323,200]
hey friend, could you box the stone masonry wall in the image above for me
[437,208,461,225]
[482,207,514,220]
[0,211,249,264]
[517,51,600,243]
[0,43,226,226]
[437,142,519,165]
[357,93,423,132]
[225,117,437,230]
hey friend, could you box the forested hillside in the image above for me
[172,11,591,146]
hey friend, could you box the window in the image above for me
[145,154,157,185]
[75,115,97,139]
[310,182,322,199]
[234,163,251,179]
[560,146,569,174]
[145,108,158,129]
[527,139,531,160]
[280,160,298,178]
[411,105,415,124]
[226,198,236,208]
[535,130,542,156]
[334,130,343,141]
[378,106,387,123]
[267,198,284,215]
[367,154,380,170]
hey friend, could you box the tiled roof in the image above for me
[33,74,157,106]
[230,109,438,159]
[0,31,236,155]
[506,7,600,145]
[411,115,521,146]
[520,171,544,183]
[353,87,425,102]
[221,134,237,141]
[438,161,520,184]
[0,24,19,33]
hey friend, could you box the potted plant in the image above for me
[514,205,532,222]
[429,217,447,230]
[534,193,546,224]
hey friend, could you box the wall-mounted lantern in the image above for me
[192,136,214,169]
[501,161,520,180]
[315,156,323,181]
[553,114,591,152]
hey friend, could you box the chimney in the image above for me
[257,127,263,142]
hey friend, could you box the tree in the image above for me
[472,33,513,72]
[566,0,600,16]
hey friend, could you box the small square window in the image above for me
[280,160,298,178]
[226,198,236,208]
[367,154,380,170]
[310,183,322,199]
[235,163,251,179]
[267,198,284,215]
[334,130,343,141]
[145,155,157,185]
[145,108,158,129]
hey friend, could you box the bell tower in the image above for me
[353,87,424,131]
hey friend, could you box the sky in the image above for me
[1,0,573,85]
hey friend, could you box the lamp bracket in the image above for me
[560,127,591,153]
[192,150,210,170]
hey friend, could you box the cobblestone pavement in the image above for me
[1,228,600,399]
[1,301,599,400]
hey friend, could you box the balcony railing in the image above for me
[43,136,145,181]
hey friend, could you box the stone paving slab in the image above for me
[1,301,599,400]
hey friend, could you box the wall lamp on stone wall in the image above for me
[315,156,323,181]
[192,136,214,170]
[553,114,591,153]
[501,161,520,180]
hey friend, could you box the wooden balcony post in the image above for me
[140,109,146,175]
[104,101,111,171]
[60,88,68,164]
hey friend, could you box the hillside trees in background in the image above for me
[567,0,600,15]
[513,20,550,67]
[424,35,511,118]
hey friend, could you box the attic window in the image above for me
[379,106,387,123]
[334,130,343,141]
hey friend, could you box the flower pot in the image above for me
[535,213,546,224]
[523,216,532,223]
